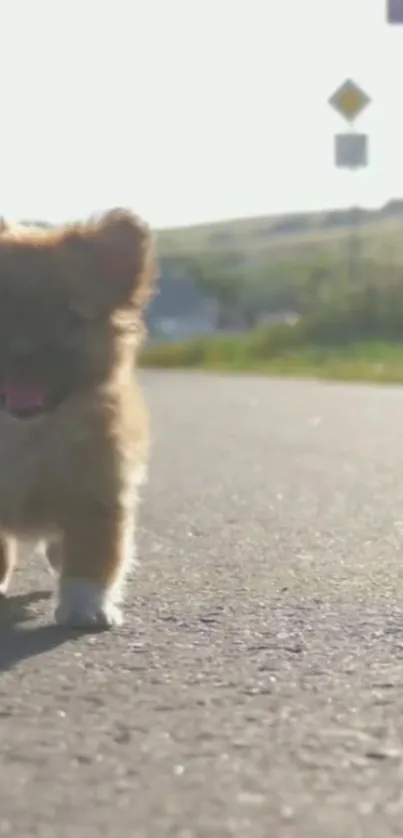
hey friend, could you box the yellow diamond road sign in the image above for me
[329,79,371,123]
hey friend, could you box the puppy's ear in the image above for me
[65,208,158,311]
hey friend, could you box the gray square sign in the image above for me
[335,134,368,170]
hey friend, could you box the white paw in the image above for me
[134,464,148,487]
[55,580,123,631]
[46,543,63,577]
[0,580,9,597]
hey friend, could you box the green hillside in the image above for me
[156,201,403,264]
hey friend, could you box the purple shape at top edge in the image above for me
[388,0,403,23]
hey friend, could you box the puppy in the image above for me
[0,209,157,629]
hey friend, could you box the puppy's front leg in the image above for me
[45,537,64,576]
[0,535,17,596]
[55,506,135,630]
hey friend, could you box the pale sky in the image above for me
[0,0,401,228]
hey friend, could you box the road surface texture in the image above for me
[3,372,403,837]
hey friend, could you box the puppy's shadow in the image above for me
[0,591,81,672]
[0,590,52,626]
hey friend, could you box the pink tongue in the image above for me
[1,384,47,411]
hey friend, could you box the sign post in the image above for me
[328,79,371,286]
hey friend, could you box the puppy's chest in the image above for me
[0,418,57,529]
[0,410,146,533]
[0,416,99,531]
[0,420,41,487]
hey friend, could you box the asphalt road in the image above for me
[3,371,403,837]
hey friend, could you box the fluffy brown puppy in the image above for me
[0,209,156,629]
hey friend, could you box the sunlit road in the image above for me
[3,371,403,837]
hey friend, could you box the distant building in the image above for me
[146,260,218,341]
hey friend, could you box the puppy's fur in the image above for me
[0,209,156,629]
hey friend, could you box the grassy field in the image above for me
[149,200,403,385]
[141,337,403,385]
